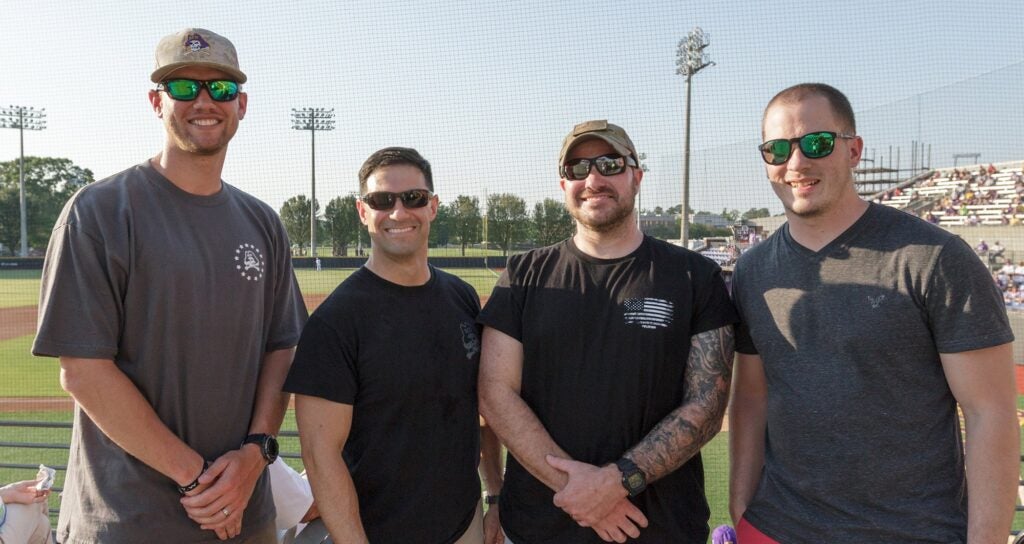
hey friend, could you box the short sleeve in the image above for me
[477,256,525,340]
[731,262,758,355]
[264,217,308,352]
[688,259,739,336]
[926,236,1014,353]
[33,203,127,359]
[283,312,359,404]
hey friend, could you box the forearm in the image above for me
[727,396,766,523]
[304,448,368,544]
[727,352,767,523]
[479,419,505,496]
[479,381,570,492]
[624,325,734,482]
[964,407,1019,543]
[247,348,295,436]
[59,357,202,486]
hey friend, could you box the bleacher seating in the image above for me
[875,163,1024,227]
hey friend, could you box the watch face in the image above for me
[626,472,645,490]
[266,436,279,459]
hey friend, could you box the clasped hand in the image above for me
[546,455,648,543]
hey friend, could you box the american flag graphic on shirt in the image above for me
[623,298,674,329]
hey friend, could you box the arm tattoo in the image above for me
[625,324,735,482]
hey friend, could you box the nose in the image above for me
[785,145,813,171]
[388,199,412,218]
[190,88,217,107]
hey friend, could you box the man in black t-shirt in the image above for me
[284,148,504,544]
[478,121,737,543]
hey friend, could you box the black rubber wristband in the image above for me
[177,459,209,495]
[485,495,499,505]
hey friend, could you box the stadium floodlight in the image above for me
[291,107,336,258]
[0,105,48,257]
[676,27,714,246]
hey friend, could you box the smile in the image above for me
[190,119,220,126]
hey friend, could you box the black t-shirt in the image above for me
[284,266,482,544]
[478,236,738,544]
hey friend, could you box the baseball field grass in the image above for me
[2,268,1023,539]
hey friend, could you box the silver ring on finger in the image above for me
[222,507,230,517]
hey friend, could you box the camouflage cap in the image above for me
[558,120,638,167]
[150,28,247,83]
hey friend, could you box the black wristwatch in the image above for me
[242,433,279,464]
[615,458,647,497]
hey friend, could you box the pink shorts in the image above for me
[736,517,781,544]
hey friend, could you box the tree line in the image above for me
[279,193,575,256]
[0,156,774,257]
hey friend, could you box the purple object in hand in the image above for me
[711,524,738,544]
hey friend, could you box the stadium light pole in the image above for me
[676,28,714,247]
[291,108,335,258]
[0,105,47,257]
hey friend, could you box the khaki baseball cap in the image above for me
[559,120,638,166]
[150,28,247,83]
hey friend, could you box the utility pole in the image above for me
[291,108,335,258]
[676,28,714,247]
[0,105,47,257]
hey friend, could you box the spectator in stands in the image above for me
[976,239,989,254]
[284,147,504,544]
[1013,261,1024,288]
[988,163,998,175]
[731,82,1017,543]
[990,241,1006,264]
[0,479,51,544]
[31,28,307,542]
[924,210,940,224]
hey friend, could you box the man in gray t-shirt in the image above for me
[32,28,306,543]
[729,83,1018,543]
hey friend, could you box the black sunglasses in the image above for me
[156,79,240,102]
[759,131,855,165]
[561,154,638,180]
[360,189,433,211]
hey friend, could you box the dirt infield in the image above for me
[0,397,73,412]
[0,305,36,342]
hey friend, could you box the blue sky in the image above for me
[1,0,1021,216]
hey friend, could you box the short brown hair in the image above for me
[357,147,433,195]
[762,83,856,136]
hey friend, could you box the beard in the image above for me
[568,189,637,233]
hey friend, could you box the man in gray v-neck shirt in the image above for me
[729,83,1017,543]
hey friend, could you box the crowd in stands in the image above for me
[876,164,1024,226]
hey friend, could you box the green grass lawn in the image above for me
[294,267,499,299]
[0,334,63,397]
[0,269,40,308]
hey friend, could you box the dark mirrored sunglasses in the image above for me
[360,189,433,211]
[561,154,638,180]
[759,131,855,165]
[157,79,240,102]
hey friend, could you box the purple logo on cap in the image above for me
[182,33,211,56]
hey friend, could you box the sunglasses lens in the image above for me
[565,160,590,180]
[164,79,200,100]
[399,190,431,209]
[800,132,835,158]
[594,155,626,176]
[364,192,397,210]
[207,80,239,101]
[761,140,792,165]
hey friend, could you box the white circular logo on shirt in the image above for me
[234,243,264,282]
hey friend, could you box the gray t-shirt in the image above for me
[733,203,1013,544]
[33,161,307,543]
